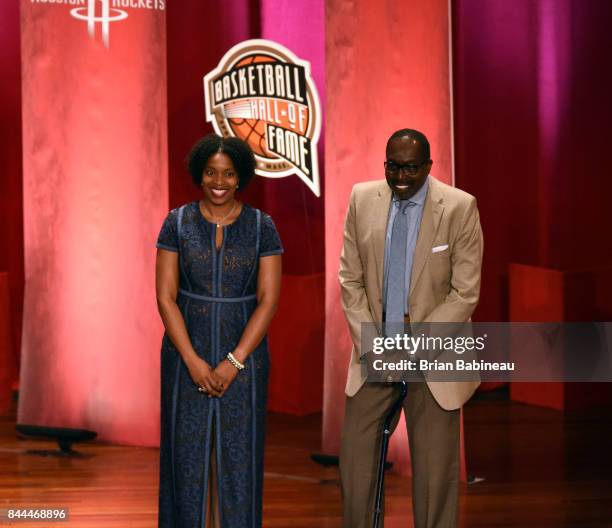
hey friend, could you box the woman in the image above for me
[155,134,283,527]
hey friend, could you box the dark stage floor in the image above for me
[0,390,611,527]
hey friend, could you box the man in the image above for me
[338,129,483,528]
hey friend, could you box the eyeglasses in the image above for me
[384,160,429,176]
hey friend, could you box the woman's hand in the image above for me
[213,359,240,397]
[187,356,223,397]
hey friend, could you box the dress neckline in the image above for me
[196,200,247,228]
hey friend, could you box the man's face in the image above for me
[384,136,432,200]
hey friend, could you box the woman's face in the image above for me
[201,152,239,206]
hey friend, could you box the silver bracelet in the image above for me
[226,352,245,371]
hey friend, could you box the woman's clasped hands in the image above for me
[187,355,238,397]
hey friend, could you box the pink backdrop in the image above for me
[259,0,326,414]
[323,0,457,475]
[18,1,167,445]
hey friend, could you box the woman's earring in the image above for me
[236,184,239,190]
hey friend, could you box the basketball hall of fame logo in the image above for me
[204,40,322,197]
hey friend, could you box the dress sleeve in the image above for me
[156,208,179,252]
[259,213,284,257]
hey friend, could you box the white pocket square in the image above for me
[432,244,449,253]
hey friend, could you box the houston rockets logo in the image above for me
[65,0,165,49]
[70,0,127,48]
[204,40,322,196]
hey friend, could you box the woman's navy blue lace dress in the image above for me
[156,202,283,527]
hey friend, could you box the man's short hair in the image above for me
[386,129,431,160]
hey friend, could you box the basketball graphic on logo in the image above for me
[204,39,321,196]
[226,55,275,157]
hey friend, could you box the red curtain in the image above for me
[453,0,612,322]
[453,0,612,404]
[0,274,13,412]
[0,0,22,406]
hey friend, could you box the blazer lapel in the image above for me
[370,183,392,293]
[410,178,444,295]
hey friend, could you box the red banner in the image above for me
[19,0,167,445]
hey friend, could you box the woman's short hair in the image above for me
[187,134,256,190]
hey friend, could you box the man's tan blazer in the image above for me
[339,176,484,410]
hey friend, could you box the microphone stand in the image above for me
[372,381,408,528]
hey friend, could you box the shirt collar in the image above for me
[392,176,429,206]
